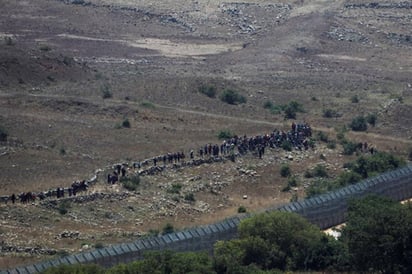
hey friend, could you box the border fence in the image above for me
[3,165,412,274]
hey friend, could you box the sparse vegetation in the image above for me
[58,201,71,215]
[39,44,51,52]
[366,113,377,126]
[168,183,182,194]
[140,100,155,108]
[0,126,8,142]
[323,108,340,118]
[281,140,292,151]
[162,223,174,235]
[306,151,405,197]
[280,164,291,177]
[122,118,131,128]
[198,84,217,98]
[184,193,195,202]
[238,205,247,213]
[349,116,367,131]
[101,84,112,99]
[217,129,234,140]
[121,174,140,191]
[220,89,246,105]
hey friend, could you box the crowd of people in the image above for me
[5,122,314,204]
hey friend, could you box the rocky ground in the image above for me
[0,0,411,270]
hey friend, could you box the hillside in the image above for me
[0,0,411,270]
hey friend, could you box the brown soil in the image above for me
[0,0,411,270]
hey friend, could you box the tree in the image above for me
[220,89,246,105]
[0,126,8,142]
[349,116,367,131]
[233,211,346,271]
[280,164,291,177]
[341,195,412,273]
[366,113,377,126]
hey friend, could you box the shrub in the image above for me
[409,148,412,161]
[351,95,359,103]
[281,140,292,151]
[287,176,298,187]
[218,130,234,140]
[312,164,328,178]
[58,201,71,215]
[122,118,131,128]
[94,242,104,249]
[198,85,217,98]
[162,223,174,235]
[280,164,291,177]
[59,147,66,155]
[168,183,182,194]
[316,131,329,143]
[140,100,155,108]
[101,84,112,99]
[323,108,340,118]
[220,89,246,105]
[350,116,367,131]
[0,126,8,142]
[121,174,140,191]
[184,193,195,202]
[39,44,51,52]
[238,206,247,213]
[327,140,337,149]
[366,113,377,126]
[263,100,273,109]
[283,101,304,119]
[284,105,296,119]
[341,140,358,155]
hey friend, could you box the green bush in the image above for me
[351,94,359,103]
[122,118,131,128]
[121,174,140,191]
[140,100,155,108]
[280,164,291,177]
[281,140,292,151]
[101,84,112,99]
[39,44,51,52]
[316,131,329,143]
[184,193,195,202]
[350,116,367,131]
[327,140,337,149]
[283,101,304,119]
[341,140,358,155]
[323,108,340,118]
[312,164,328,178]
[0,126,8,142]
[287,176,298,187]
[58,201,71,215]
[238,205,247,213]
[94,242,104,249]
[198,85,217,98]
[217,130,234,140]
[366,113,377,126]
[220,89,246,105]
[263,100,273,109]
[162,223,174,235]
[167,183,182,194]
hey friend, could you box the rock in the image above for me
[243,195,248,199]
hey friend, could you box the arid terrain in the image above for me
[0,0,411,270]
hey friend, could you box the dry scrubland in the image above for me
[0,0,411,270]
